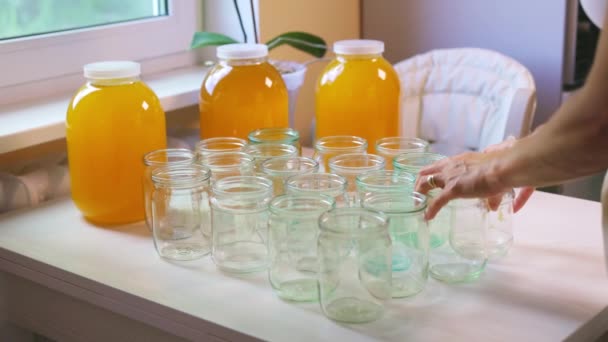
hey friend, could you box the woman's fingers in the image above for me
[415,173,445,194]
[513,186,535,212]
[424,188,454,220]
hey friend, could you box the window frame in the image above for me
[0,0,200,105]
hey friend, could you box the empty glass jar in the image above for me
[195,137,247,160]
[243,143,299,173]
[211,176,273,273]
[375,137,429,170]
[363,192,429,298]
[248,127,301,154]
[285,173,350,207]
[355,170,416,202]
[151,165,211,261]
[197,151,255,183]
[487,190,514,259]
[268,194,335,301]
[329,153,386,206]
[430,198,488,283]
[318,207,392,323]
[261,156,319,196]
[313,135,367,172]
[143,148,195,231]
[393,152,449,249]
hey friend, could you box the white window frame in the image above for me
[0,0,200,106]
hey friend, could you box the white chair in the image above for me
[394,48,536,155]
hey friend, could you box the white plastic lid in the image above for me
[217,43,268,60]
[83,61,141,80]
[333,39,384,55]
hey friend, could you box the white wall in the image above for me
[362,0,568,128]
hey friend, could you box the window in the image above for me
[1,1,169,40]
[0,0,198,105]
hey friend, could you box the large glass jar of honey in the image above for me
[66,61,167,225]
[199,44,288,139]
[315,40,400,152]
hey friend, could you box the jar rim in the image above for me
[143,148,195,167]
[393,152,446,172]
[212,176,273,197]
[328,153,386,173]
[314,136,368,153]
[198,151,254,170]
[248,127,300,144]
[285,172,347,193]
[261,156,319,175]
[269,194,335,216]
[375,137,429,155]
[195,137,247,154]
[355,170,416,189]
[319,207,389,236]
[362,192,427,214]
[151,165,211,187]
[243,143,299,158]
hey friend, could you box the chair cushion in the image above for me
[395,48,535,152]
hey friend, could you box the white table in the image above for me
[0,192,607,341]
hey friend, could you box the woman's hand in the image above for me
[415,138,534,220]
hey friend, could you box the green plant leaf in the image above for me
[190,32,240,49]
[265,31,327,58]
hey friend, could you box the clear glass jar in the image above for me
[243,143,299,173]
[66,61,166,225]
[363,192,429,298]
[375,137,430,170]
[143,149,195,231]
[318,207,392,323]
[199,44,288,140]
[430,198,488,283]
[328,153,386,206]
[211,176,274,273]
[195,137,247,160]
[393,152,449,249]
[285,173,350,207]
[261,156,319,196]
[268,194,335,301]
[355,170,416,203]
[197,151,255,183]
[248,127,301,155]
[487,190,514,259]
[313,135,367,172]
[151,165,211,261]
[315,40,400,153]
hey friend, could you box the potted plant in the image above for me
[190,0,327,128]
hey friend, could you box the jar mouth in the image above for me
[328,153,385,173]
[212,176,273,197]
[195,137,247,155]
[261,157,319,175]
[362,192,427,214]
[285,173,347,193]
[151,165,211,187]
[393,152,446,173]
[269,194,335,217]
[319,207,389,236]
[375,137,429,155]
[243,143,299,159]
[143,148,195,166]
[355,170,416,189]
[248,127,300,144]
[314,136,368,153]
[198,152,254,170]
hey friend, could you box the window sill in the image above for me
[0,65,209,155]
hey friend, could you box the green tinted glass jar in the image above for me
[375,137,429,170]
[268,194,335,301]
[248,127,301,155]
[363,192,429,298]
[318,207,392,323]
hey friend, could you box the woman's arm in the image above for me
[416,9,608,219]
